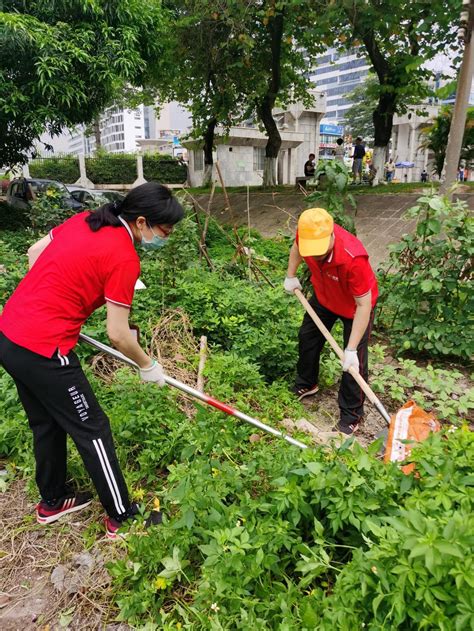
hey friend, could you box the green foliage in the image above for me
[169,266,300,380]
[29,157,80,183]
[105,426,473,629]
[370,350,474,423]
[28,187,75,233]
[378,193,473,359]
[1,183,473,628]
[343,76,377,141]
[419,106,474,177]
[318,429,474,631]
[305,160,356,234]
[0,1,168,166]
[0,238,28,305]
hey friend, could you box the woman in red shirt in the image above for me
[0,182,184,539]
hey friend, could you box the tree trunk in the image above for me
[93,116,102,151]
[256,12,284,188]
[202,117,217,187]
[371,93,396,185]
[258,97,281,187]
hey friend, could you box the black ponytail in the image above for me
[86,199,123,231]
[86,182,184,232]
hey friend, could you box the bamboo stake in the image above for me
[197,335,208,392]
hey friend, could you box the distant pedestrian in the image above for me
[385,158,395,183]
[333,138,345,162]
[420,169,428,183]
[304,153,316,177]
[458,167,465,182]
[351,138,365,184]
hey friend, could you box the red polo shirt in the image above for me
[296,224,378,318]
[0,212,140,357]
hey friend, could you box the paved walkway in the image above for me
[193,190,474,269]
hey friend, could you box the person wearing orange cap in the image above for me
[284,208,378,434]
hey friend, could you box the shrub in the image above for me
[28,186,75,233]
[378,193,473,359]
[29,156,80,183]
[143,154,187,183]
[306,160,356,234]
[169,266,300,380]
[28,153,187,186]
[85,154,137,184]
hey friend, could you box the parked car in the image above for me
[67,187,125,206]
[6,178,82,211]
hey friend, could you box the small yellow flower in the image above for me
[153,497,161,511]
[154,577,167,590]
[211,468,219,478]
[176,624,182,630]
[133,488,145,501]
[371,566,378,574]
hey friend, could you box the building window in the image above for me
[194,150,204,171]
[253,147,265,170]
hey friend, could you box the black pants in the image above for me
[296,294,375,427]
[0,333,131,520]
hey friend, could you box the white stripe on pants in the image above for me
[93,438,126,516]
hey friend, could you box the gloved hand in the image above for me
[342,349,359,373]
[139,360,165,387]
[284,276,302,293]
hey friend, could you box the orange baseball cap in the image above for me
[298,208,334,256]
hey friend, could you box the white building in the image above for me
[391,105,441,182]
[37,105,147,156]
[183,91,326,186]
[139,102,192,157]
[309,48,371,124]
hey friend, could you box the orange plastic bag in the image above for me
[384,401,441,474]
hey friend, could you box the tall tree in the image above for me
[323,0,462,185]
[419,106,474,177]
[156,2,246,187]
[0,0,167,167]
[343,77,378,142]
[234,1,325,186]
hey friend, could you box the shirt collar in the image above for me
[118,215,134,244]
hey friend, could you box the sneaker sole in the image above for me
[36,500,93,524]
[105,528,127,541]
[297,386,319,401]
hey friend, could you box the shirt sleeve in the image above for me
[104,259,140,308]
[347,257,373,298]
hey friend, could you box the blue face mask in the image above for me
[140,226,169,251]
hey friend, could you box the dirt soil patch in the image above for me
[0,480,123,630]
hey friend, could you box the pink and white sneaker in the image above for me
[36,492,93,524]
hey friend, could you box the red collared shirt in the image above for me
[296,224,378,318]
[0,212,140,357]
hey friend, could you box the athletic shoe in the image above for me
[104,503,162,541]
[36,491,93,524]
[293,384,319,401]
[334,420,362,435]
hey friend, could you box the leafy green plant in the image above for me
[378,193,473,359]
[370,352,473,423]
[29,156,80,182]
[305,160,356,234]
[28,186,75,233]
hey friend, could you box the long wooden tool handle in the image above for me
[294,289,391,425]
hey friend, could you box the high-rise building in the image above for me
[38,105,146,156]
[310,48,371,124]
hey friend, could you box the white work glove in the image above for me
[139,360,165,387]
[342,349,359,373]
[284,276,302,293]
